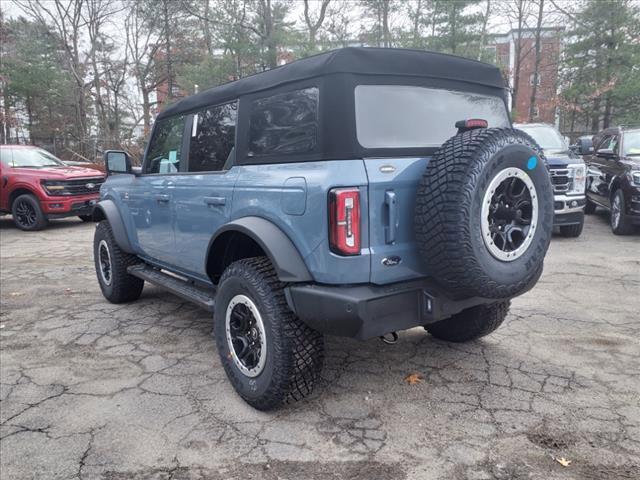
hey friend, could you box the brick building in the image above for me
[487,27,563,125]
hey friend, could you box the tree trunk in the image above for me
[450,3,458,54]
[26,97,33,144]
[412,0,422,48]
[163,0,174,100]
[591,98,600,133]
[262,0,277,69]
[203,0,213,56]
[511,0,526,112]
[602,20,615,128]
[528,0,544,122]
[382,0,390,48]
[1,87,10,144]
[142,88,151,138]
[477,0,491,60]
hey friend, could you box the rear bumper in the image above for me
[285,279,498,340]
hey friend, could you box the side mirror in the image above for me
[104,150,133,176]
[596,148,614,158]
[578,139,593,156]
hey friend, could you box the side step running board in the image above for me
[127,264,216,312]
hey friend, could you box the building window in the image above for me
[529,74,541,86]
[498,53,510,68]
[248,87,319,156]
[482,46,497,64]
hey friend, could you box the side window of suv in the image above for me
[145,116,185,174]
[248,87,319,156]
[188,101,237,172]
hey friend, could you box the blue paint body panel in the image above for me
[100,156,431,286]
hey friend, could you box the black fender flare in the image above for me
[210,217,313,282]
[92,199,135,253]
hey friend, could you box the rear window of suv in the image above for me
[355,85,510,149]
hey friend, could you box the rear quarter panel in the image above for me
[232,159,371,284]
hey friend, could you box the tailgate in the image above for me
[364,157,430,284]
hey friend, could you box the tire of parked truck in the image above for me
[559,218,584,238]
[610,189,635,235]
[584,198,597,214]
[415,128,554,299]
[214,257,324,411]
[93,220,144,303]
[425,301,510,342]
[11,194,48,231]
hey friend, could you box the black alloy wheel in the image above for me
[11,194,48,231]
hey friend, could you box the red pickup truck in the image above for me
[0,145,105,231]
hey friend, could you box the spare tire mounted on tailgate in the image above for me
[415,127,554,299]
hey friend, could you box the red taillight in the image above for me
[455,118,489,131]
[329,187,361,256]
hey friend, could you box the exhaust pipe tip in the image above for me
[380,331,399,345]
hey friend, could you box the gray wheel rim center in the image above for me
[481,167,538,262]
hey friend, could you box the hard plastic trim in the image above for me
[210,216,313,282]
[92,199,135,253]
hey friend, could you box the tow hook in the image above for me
[380,331,399,345]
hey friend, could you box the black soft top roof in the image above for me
[157,47,506,120]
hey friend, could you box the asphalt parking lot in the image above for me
[0,212,638,480]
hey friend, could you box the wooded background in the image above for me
[1,0,639,161]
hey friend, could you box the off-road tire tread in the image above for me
[414,128,550,299]
[425,301,510,342]
[559,221,583,238]
[94,220,144,303]
[217,257,324,410]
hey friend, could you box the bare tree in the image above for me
[477,0,491,61]
[498,0,536,112]
[528,0,544,121]
[15,0,89,151]
[125,1,163,136]
[303,0,331,52]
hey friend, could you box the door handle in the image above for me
[204,196,226,206]
[154,193,170,203]
[385,190,398,244]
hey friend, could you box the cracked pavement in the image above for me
[1,213,638,479]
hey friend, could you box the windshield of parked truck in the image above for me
[354,85,510,149]
[0,148,65,168]
[623,130,640,156]
[516,124,567,151]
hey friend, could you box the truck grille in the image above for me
[549,168,570,194]
[63,177,105,195]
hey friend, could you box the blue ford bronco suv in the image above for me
[93,48,554,410]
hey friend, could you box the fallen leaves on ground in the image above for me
[404,373,423,385]
[554,457,572,467]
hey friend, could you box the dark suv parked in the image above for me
[585,126,640,234]
[93,48,554,410]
